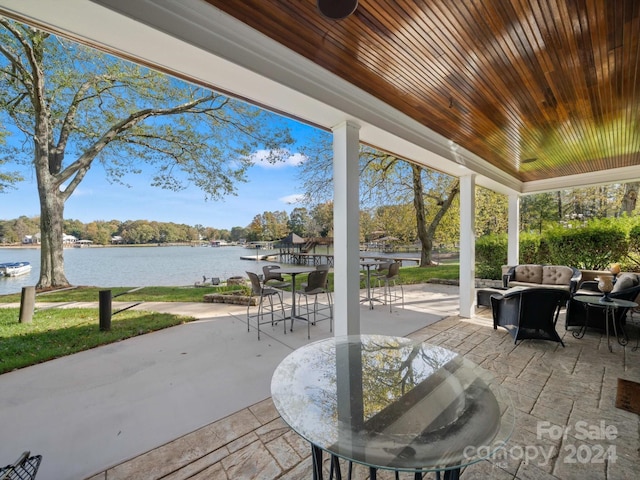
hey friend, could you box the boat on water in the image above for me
[0,261,32,277]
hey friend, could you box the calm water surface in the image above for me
[0,246,281,295]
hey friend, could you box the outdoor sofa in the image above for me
[502,264,582,294]
[477,264,579,308]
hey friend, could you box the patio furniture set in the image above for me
[246,261,405,340]
[478,263,640,349]
[359,259,404,311]
[246,265,333,340]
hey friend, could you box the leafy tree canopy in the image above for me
[0,18,294,288]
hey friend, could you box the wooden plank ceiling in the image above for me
[205,0,640,183]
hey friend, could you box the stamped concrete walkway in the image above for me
[89,309,640,480]
[2,285,639,479]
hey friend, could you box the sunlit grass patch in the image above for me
[0,307,194,374]
[0,285,248,304]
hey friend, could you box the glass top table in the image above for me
[271,334,514,478]
[572,295,638,352]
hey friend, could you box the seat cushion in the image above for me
[542,265,574,285]
[507,281,569,291]
[514,265,543,284]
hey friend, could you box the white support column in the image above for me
[508,194,520,266]
[332,121,361,336]
[459,174,476,318]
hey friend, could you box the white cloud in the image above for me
[250,149,306,168]
[279,194,305,205]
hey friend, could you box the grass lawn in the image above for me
[0,307,193,375]
[0,284,247,304]
[0,262,459,374]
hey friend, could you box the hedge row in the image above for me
[477,222,633,280]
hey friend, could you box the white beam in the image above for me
[459,174,476,318]
[508,194,520,266]
[332,121,361,335]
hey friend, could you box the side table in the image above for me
[572,295,638,352]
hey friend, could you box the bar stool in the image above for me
[246,271,286,340]
[373,262,404,311]
[296,269,333,339]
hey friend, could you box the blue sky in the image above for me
[2,121,324,231]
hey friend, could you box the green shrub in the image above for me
[476,234,507,279]
[544,223,627,269]
[476,219,630,276]
[519,233,540,264]
[629,224,640,254]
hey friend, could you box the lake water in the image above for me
[0,246,284,295]
[0,245,421,296]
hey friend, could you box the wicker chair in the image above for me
[565,274,640,332]
[491,287,569,346]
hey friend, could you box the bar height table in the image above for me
[273,266,317,331]
[359,259,386,309]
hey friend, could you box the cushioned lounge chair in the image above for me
[492,287,569,346]
[565,273,640,332]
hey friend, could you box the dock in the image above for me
[276,252,420,267]
[360,255,421,266]
[239,254,277,261]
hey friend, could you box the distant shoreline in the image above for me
[0,243,198,249]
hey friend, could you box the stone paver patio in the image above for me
[88,310,640,480]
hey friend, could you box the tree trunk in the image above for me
[621,182,639,216]
[412,165,459,268]
[36,154,70,290]
[412,165,432,267]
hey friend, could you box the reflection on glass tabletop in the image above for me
[270,334,514,473]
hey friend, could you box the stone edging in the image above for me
[203,292,257,306]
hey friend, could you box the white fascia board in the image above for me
[521,165,640,195]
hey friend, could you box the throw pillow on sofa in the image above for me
[612,273,639,293]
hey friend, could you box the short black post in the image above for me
[99,289,112,331]
[19,286,35,323]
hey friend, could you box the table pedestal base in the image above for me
[311,445,461,480]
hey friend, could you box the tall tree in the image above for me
[0,19,292,289]
[288,207,310,236]
[475,187,508,237]
[310,202,334,237]
[521,193,559,233]
[230,226,248,242]
[299,137,458,264]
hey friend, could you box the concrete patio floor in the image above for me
[2,284,639,479]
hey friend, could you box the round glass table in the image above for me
[271,334,515,479]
